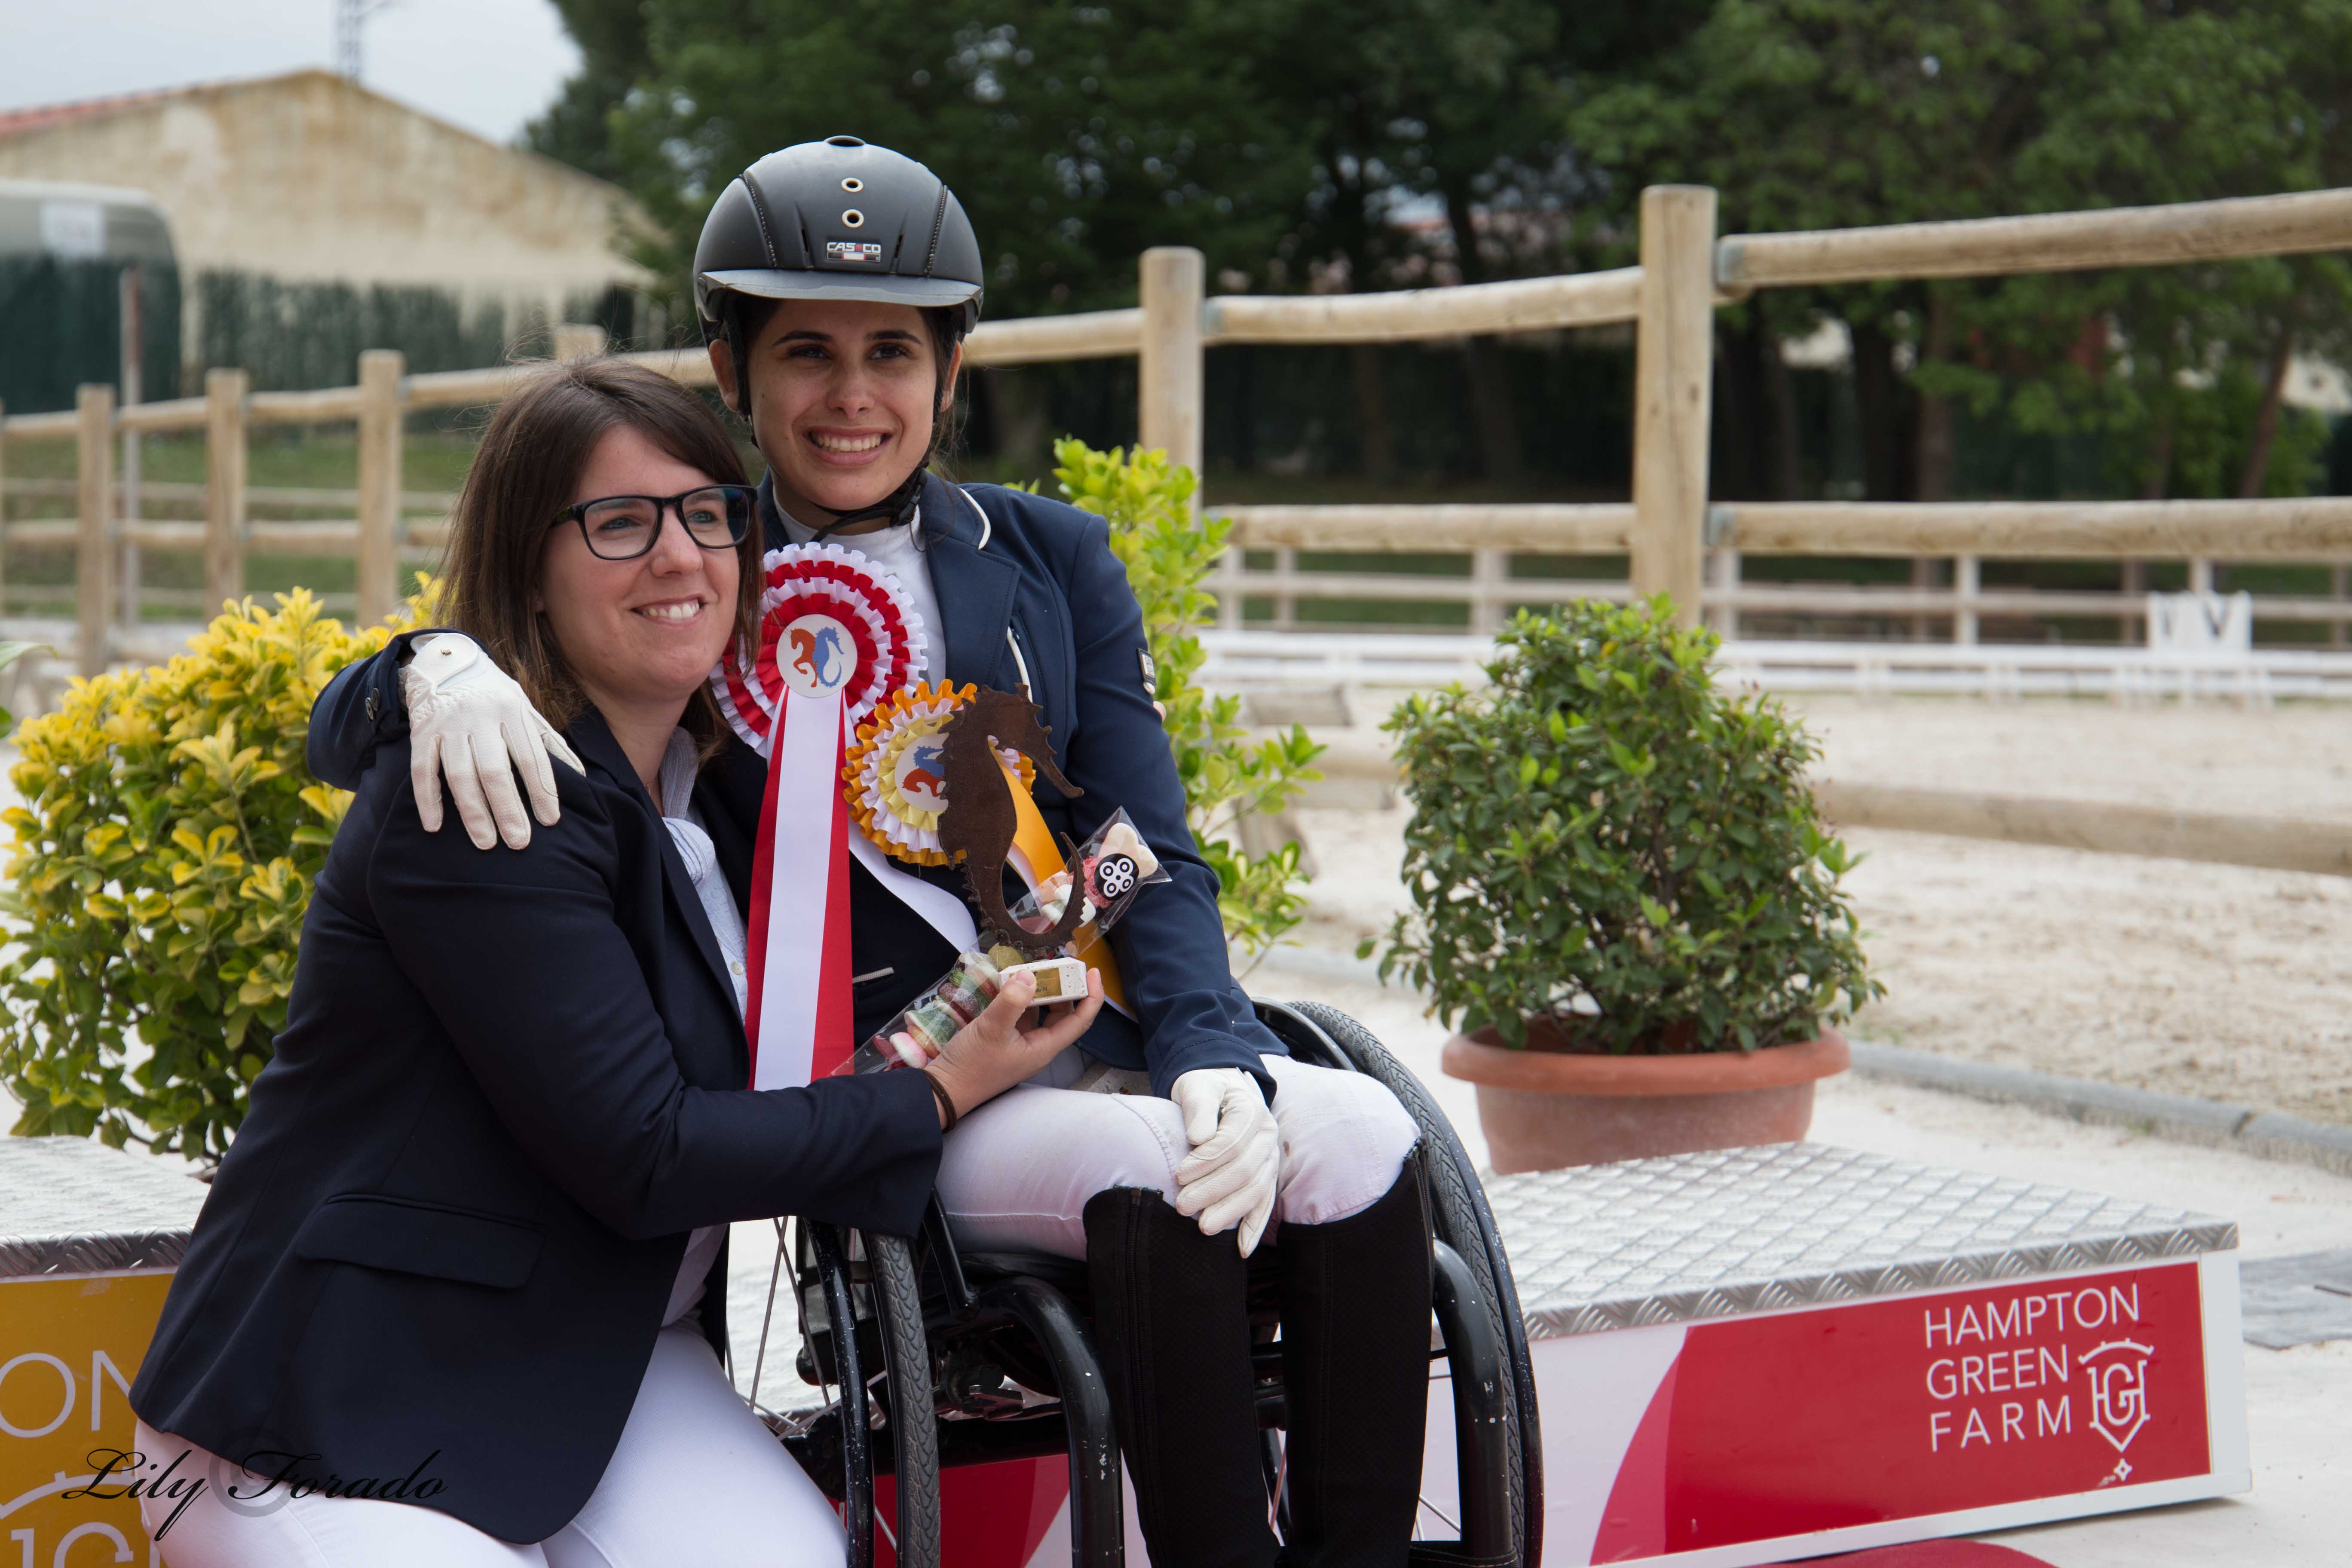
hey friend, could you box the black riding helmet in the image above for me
[695,137,984,533]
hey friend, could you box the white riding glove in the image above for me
[400,634,584,851]
[1170,1067,1280,1258]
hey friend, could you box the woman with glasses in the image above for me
[125,359,1104,1567]
[307,138,1435,1568]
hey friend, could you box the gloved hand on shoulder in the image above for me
[401,634,584,851]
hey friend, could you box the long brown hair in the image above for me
[439,360,759,754]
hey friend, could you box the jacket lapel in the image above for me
[920,475,1022,690]
[567,710,741,1064]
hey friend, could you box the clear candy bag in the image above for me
[836,810,1170,1076]
[1001,808,1171,941]
[839,949,1008,1075]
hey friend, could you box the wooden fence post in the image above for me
[119,264,144,631]
[356,349,405,625]
[1472,548,1510,636]
[1711,544,1742,641]
[205,368,249,613]
[1139,246,1205,516]
[1954,554,1980,645]
[1215,548,1244,629]
[1631,185,1718,628]
[76,384,115,677]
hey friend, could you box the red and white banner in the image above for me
[712,544,925,1088]
[995,1255,2246,1568]
[1486,1256,2245,1566]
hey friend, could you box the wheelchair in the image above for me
[758,1001,1543,1568]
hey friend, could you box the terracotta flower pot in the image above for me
[1440,1023,1850,1174]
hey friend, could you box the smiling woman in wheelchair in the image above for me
[125,361,1103,1566]
[309,140,1436,1568]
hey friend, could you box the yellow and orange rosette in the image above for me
[842,680,1034,864]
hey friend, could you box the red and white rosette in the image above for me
[709,543,927,754]
[711,544,925,1089]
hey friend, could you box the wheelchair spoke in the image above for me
[749,1216,787,1410]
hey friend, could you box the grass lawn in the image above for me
[2,426,484,498]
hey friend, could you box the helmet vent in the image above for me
[825,135,864,147]
[841,177,864,193]
[842,209,865,228]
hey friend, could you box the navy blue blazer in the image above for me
[132,704,943,1543]
[308,471,1287,1098]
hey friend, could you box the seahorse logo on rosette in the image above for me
[786,621,851,693]
[709,542,928,755]
[843,681,1033,865]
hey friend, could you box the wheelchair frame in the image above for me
[769,1000,1544,1568]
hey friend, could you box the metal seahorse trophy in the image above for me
[710,543,926,1088]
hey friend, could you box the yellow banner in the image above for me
[0,1270,174,1562]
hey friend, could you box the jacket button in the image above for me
[366,689,381,723]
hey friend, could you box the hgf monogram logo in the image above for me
[2083,1338,2154,1483]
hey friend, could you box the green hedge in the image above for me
[0,257,181,416]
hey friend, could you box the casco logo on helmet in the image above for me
[826,240,885,264]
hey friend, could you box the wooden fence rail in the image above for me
[5,181,2352,873]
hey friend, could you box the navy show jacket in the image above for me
[307,471,1288,1099]
[130,704,943,1543]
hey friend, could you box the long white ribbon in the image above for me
[746,689,848,1091]
[848,831,980,953]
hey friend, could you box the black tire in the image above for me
[1260,1000,1545,1568]
[804,1223,875,1567]
[868,1231,942,1568]
[798,1226,943,1566]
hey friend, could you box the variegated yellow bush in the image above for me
[0,590,423,1159]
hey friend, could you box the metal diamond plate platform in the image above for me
[1488,1142,2237,1340]
[0,1135,207,1278]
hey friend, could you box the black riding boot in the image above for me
[1275,1150,1433,1568]
[1083,1187,1281,1568]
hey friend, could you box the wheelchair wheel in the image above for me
[870,1231,942,1568]
[1256,1000,1545,1568]
[798,1225,943,1568]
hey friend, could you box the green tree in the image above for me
[1234,0,1706,479]
[530,0,1310,324]
[1570,0,2352,502]
[527,0,1703,479]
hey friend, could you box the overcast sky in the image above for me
[0,0,581,147]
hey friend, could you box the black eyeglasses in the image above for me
[552,485,757,560]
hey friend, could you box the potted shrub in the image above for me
[1366,597,1880,1173]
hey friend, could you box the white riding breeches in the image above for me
[134,1323,842,1566]
[937,1049,1421,1259]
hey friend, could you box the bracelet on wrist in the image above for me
[920,1069,960,1134]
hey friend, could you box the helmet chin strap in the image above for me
[801,377,951,543]
[806,464,927,543]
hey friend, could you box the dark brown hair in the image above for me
[439,359,758,754]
